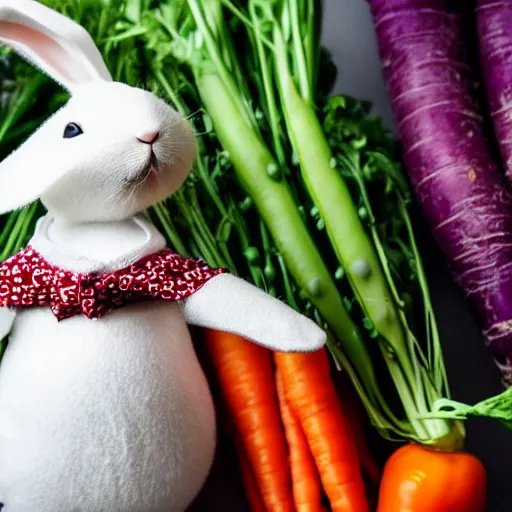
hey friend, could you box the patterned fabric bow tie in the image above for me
[0,247,226,321]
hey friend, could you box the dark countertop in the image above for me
[189,1,512,510]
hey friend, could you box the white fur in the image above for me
[0,81,197,219]
[182,274,326,352]
[0,0,112,89]
[0,217,211,512]
[0,1,327,510]
[31,213,166,273]
[32,214,325,353]
[0,308,15,341]
[28,213,325,354]
[0,214,326,511]
[0,303,216,512]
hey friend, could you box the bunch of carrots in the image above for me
[203,329,487,512]
[0,0,497,511]
[203,329,375,512]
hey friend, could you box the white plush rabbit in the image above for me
[0,1,327,511]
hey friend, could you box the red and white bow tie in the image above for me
[0,247,226,321]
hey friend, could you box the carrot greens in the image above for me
[0,0,462,450]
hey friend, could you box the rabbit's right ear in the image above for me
[0,105,75,214]
[0,0,112,91]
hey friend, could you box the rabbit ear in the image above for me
[0,106,74,214]
[0,0,112,91]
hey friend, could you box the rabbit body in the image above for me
[0,304,216,512]
[0,216,217,512]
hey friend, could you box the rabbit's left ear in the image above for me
[0,0,112,91]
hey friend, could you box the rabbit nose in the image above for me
[137,131,160,145]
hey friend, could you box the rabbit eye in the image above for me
[63,123,83,139]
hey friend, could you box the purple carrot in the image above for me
[476,0,512,182]
[367,0,512,384]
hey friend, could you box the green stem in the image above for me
[258,219,276,296]
[399,198,448,394]
[343,152,453,440]
[220,0,275,51]
[175,198,216,263]
[151,203,189,256]
[385,358,429,440]
[186,189,225,268]
[327,336,413,439]
[341,152,405,309]
[1,201,39,260]
[288,0,311,102]
[228,202,264,286]
[187,0,254,131]
[195,158,230,217]
[153,69,185,115]
[304,0,317,92]
[249,3,287,168]
[154,68,237,260]
[0,211,20,249]
[1,212,24,259]
[273,26,407,358]
[195,67,377,395]
[276,252,299,311]
[15,202,38,249]
[271,25,457,446]
[0,75,46,142]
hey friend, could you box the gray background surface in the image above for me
[190,1,512,510]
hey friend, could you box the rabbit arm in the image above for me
[181,273,326,352]
[0,307,16,341]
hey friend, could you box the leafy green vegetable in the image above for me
[424,388,512,432]
[0,0,462,447]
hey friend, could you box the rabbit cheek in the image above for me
[41,171,129,223]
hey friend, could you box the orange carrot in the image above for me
[335,371,381,488]
[276,371,325,512]
[377,443,486,512]
[203,328,294,512]
[235,438,267,512]
[275,349,369,512]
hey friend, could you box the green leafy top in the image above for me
[0,0,468,447]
